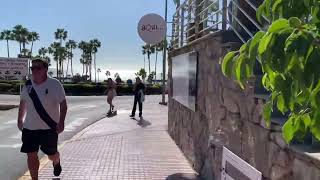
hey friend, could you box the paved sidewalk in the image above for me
[19,98,199,180]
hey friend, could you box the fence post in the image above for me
[222,0,227,30]
[180,7,185,47]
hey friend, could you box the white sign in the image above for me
[221,147,262,180]
[0,58,29,80]
[138,13,167,44]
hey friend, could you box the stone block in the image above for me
[220,112,242,156]
[222,88,240,113]
[270,165,292,180]
[242,121,271,178]
[293,158,320,180]
[270,132,287,149]
[252,100,264,124]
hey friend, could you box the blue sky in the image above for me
[0,0,176,80]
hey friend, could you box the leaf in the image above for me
[311,111,320,141]
[258,33,273,56]
[249,31,266,59]
[277,94,287,113]
[311,81,320,108]
[263,101,273,127]
[303,0,310,8]
[268,19,289,33]
[239,43,247,53]
[272,0,282,17]
[304,46,320,88]
[282,115,296,144]
[257,3,265,24]
[289,17,302,28]
[235,54,246,89]
[222,51,236,78]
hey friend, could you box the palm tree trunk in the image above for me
[144,55,146,70]
[155,51,158,80]
[94,53,97,83]
[148,53,151,75]
[85,64,88,77]
[30,41,34,56]
[66,58,69,78]
[82,63,84,76]
[61,61,64,82]
[56,61,59,81]
[19,43,22,53]
[71,49,74,77]
[6,40,9,58]
[22,42,26,55]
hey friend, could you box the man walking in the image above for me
[130,77,145,118]
[17,58,67,179]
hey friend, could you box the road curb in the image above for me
[0,104,18,110]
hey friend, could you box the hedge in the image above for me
[0,82,163,96]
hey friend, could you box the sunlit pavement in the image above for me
[19,95,199,180]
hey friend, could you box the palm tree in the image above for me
[78,41,92,78]
[13,25,29,55]
[135,68,147,82]
[38,47,48,58]
[142,44,155,75]
[0,30,13,57]
[80,58,85,76]
[12,25,23,53]
[114,73,120,79]
[154,41,165,80]
[66,40,77,77]
[54,29,68,79]
[54,28,68,44]
[28,32,40,55]
[48,42,67,81]
[105,70,111,79]
[90,39,101,83]
[97,68,101,82]
[142,49,146,70]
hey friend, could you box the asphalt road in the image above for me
[0,94,149,180]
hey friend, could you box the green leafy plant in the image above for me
[221,0,320,144]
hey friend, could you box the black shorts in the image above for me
[21,128,58,155]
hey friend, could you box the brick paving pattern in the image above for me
[27,99,199,180]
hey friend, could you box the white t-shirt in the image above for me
[21,77,66,130]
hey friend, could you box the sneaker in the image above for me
[130,114,135,118]
[53,161,62,177]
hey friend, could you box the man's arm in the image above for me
[17,100,26,131]
[57,99,68,134]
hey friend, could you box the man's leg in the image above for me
[48,151,60,165]
[131,96,138,116]
[41,130,61,176]
[27,152,39,180]
[138,101,143,117]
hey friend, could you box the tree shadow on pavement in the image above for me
[166,173,202,180]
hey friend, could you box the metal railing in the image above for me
[170,0,269,49]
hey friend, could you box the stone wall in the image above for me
[168,31,320,180]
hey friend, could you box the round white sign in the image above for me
[138,13,167,44]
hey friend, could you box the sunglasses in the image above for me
[30,66,43,71]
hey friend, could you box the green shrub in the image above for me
[0,83,13,92]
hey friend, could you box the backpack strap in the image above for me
[25,80,57,130]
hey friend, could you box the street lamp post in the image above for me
[160,0,168,106]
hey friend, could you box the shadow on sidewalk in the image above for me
[131,117,151,128]
[166,173,202,180]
